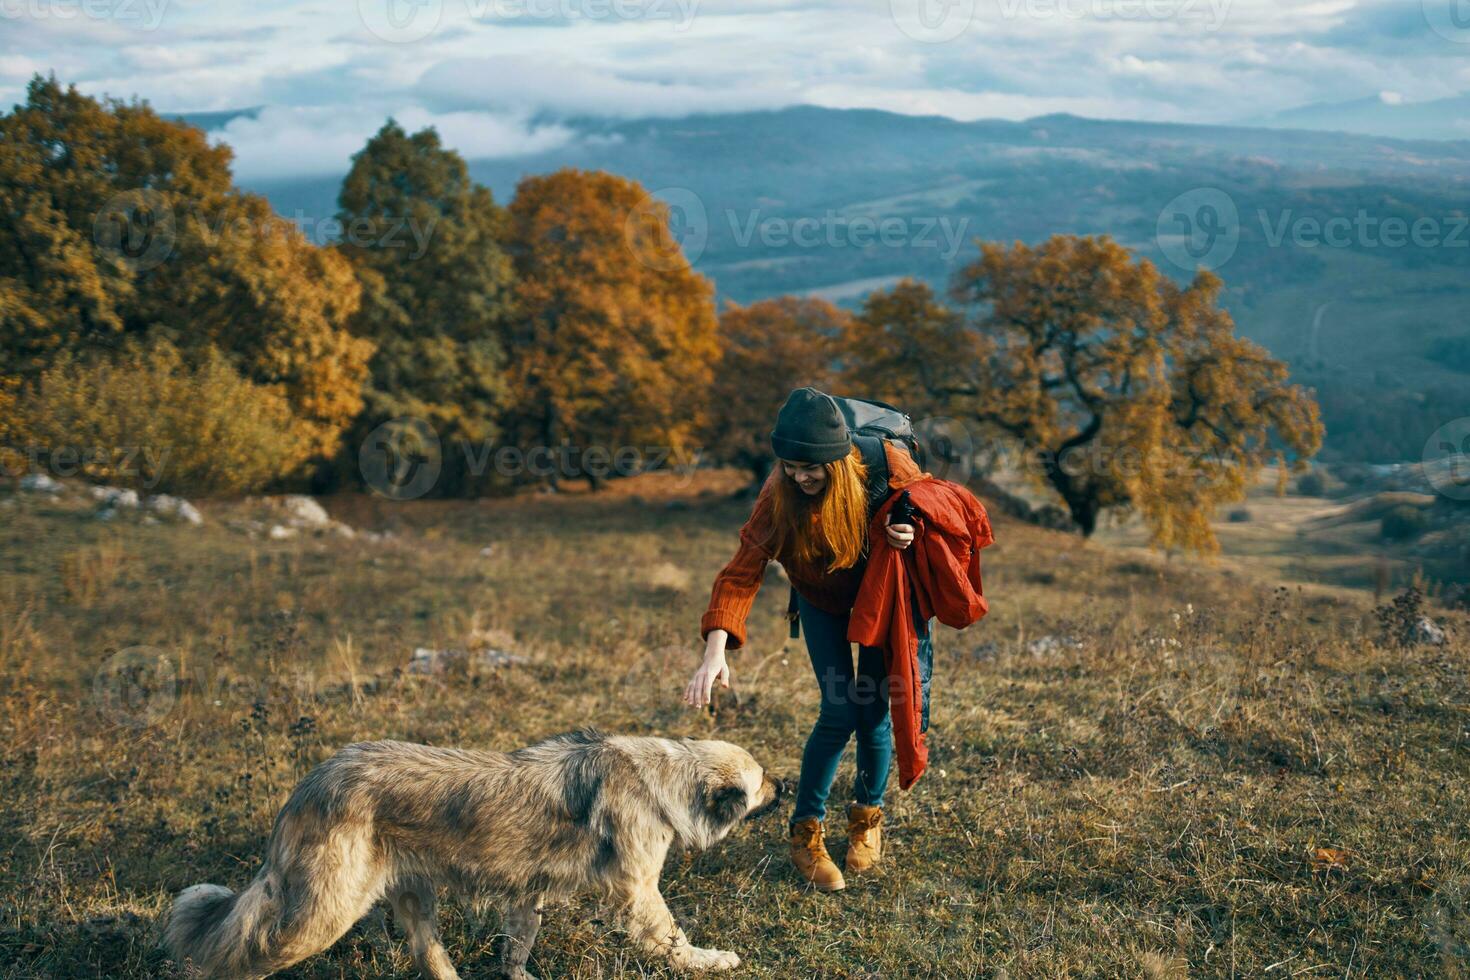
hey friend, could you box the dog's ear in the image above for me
[706,784,747,825]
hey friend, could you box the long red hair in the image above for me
[767,446,870,572]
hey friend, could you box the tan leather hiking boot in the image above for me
[789,818,846,892]
[845,804,883,874]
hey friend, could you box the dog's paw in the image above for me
[683,946,741,971]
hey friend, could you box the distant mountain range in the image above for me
[211,105,1470,463]
[1246,93,1470,142]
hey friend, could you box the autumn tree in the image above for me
[842,277,981,419]
[0,76,372,475]
[847,236,1322,549]
[334,121,513,493]
[705,296,848,485]
[503,169,718,489]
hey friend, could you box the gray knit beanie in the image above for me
[770,387,851,464]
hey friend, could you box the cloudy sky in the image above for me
[4,0,1468,179]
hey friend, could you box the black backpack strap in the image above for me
[851,433,890,517]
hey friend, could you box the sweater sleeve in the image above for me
[700,477,778,650]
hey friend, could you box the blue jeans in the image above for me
[791,596,932,824]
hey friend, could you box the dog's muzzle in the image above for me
[746,777,785,820]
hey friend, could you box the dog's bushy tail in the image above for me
[164,877,275,977]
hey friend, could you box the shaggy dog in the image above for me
[164,729,782,979]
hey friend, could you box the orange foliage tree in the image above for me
[0,76,372,472]
[842,277,977,420]
[503,170,718,488]
[705,297,848,485]
[847,236,1322,549]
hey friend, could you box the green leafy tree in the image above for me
[334,121,514,493]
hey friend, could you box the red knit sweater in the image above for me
[700,442,926,649]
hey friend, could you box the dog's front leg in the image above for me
[495,895,543,980]
[615,876,740,972]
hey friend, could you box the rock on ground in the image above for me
[89,485,140,508]
[147,494,204,526]
[19,473,63,494]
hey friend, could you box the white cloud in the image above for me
[416,55,797,117]
[215,104,576,180]
[2,0,1464,179]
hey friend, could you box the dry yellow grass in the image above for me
[1,476,1468,978]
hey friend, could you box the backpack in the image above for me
[832,395,925,515]
[786,395,924,639]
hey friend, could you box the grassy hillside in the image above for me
[2,474,1467,977]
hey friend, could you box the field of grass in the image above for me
[1,472,1468,978]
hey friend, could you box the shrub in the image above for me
[1374,585,1427,647]
[1295,470,1326,496]
[0,376,24,477]
[1227,508,1252,523]
[17,340,305,496]
[1380,505,1428,542]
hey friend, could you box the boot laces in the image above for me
[794,821,829,855]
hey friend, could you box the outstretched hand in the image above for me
[684,629,731,708]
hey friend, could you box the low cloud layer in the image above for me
[4,0,1468,180]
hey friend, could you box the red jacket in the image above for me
[848,477,994,789]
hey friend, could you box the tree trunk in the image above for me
[1039,448,1101,537]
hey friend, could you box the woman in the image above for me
[683,386,930,893]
